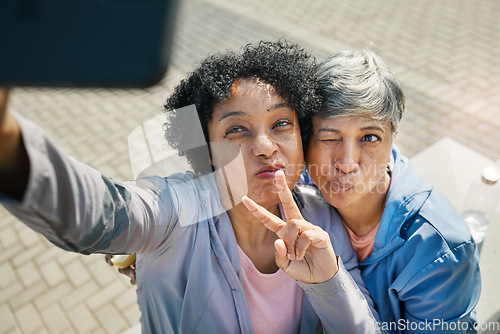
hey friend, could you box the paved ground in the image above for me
[1,0,499,333]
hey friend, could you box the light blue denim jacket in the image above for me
[360,146,481,333]
[301,146,481,333]
[2,115,381,334]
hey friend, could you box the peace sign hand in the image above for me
[242,170,339,284]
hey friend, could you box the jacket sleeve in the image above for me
[297,258,382,334]
[398,240,480,333]
[0,114,196,255]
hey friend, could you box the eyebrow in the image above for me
[218,111,245,122]
[270,102,292,110]
[317,125,386,133]
[317,127,340,133]
[360,126,385,132]
[218,103,293,122]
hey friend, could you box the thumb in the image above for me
[274,239,290,269]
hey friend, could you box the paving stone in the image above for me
[122,303,142,328]
[86,280,128,311]
[17,227,41,249]
[14,303,44,334]
[113,288,138,312]
[63,259,92,288]
[38,260,66,288]
[59,280,100,311]
[66,304,99,334]
[0,261,18,290]
[16,261,42,288]
[55,251,83,267]
[0,304,17,334]
[11,243,46,269]
[35,244,67,267]
[0,280,23,305]
[94,304,128,334]
[0,226,19,249]
[40,304,72,334]
[86,259,121,288]
[8,281,47,311]
[33,282,73,311]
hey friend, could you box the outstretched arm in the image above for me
[0,99,202,256]
[0,89,30,200]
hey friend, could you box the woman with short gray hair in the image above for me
[305,49,480,333]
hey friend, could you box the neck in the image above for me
[228,202,280,245]
[339,173,390,237]
[228,202,280,274]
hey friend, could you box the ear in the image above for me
[391,130,398,146]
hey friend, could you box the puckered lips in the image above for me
[331,179,354,193]
[255,164,286,179]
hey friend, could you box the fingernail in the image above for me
[296,256,300,261]
[287,254,294,260]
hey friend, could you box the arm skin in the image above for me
[0,88,30,201]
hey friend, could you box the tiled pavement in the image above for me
[1,0,499,333]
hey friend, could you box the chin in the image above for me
[322,192,354,210]
[250,191,280,207]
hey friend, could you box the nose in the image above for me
[252,132,277,158]
[334,141,359,174]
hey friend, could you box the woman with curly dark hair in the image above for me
[0,41,380,333]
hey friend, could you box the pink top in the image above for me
[343,222,380,263]
[238,246,302,334]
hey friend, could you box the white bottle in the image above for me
[462,166,500,245]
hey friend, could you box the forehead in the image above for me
[212,78,292,118]
[230,78,276,96]
[312,115,391,132]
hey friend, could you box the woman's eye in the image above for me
[273,120,292,129]
[362,134,380,142]
[224,126,245,136]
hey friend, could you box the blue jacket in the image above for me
[360,146,481,333]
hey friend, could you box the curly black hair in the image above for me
[163,40,320,174]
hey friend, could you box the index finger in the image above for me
[275,170,303,221]
[241,195,286,236]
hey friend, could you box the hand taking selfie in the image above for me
[242,170,339,284]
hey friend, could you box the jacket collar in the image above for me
[363,145,433,264]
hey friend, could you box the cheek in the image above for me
[211,142,244,170]
[306,150,331,186]
[359,155,389,185]
[279,130,304,162]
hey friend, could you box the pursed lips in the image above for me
[255,165,286,179]
[331,179,354,192]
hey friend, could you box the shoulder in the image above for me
[419,188,473,244]
[293,184,354,259]
[402,187,474,253]
[293,184,335,229]
[387,146,474,258]
[393,190,479,287]
[391,204,480,303]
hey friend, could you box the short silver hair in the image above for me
[315,50,405,132]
